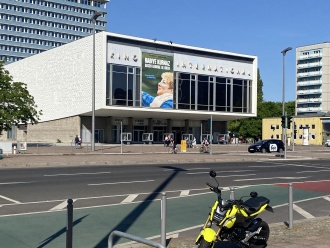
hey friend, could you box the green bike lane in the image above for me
[0,182,329,248]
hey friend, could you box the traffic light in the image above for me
[294,129,297,139]
[287,116,293,129]
[281,116,286,128]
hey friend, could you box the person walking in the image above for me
[74,135,79,149]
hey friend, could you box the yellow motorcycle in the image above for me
[196,170,273,248]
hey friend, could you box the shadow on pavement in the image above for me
[94,166,187,248]
[37,215,88,248]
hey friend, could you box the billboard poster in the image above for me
[141,52,174,108]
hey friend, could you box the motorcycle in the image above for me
[195,170,274,248]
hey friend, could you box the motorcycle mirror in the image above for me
[209,170,217,178]
[250,191,258,198]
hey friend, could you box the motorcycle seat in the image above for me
[241,196,269,215]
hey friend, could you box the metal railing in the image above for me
[108,231,165,248]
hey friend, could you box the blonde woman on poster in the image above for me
[142,72,173,108]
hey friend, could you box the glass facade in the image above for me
[107,64,252,114]
[0,0,107,64]
[107,64,141,107]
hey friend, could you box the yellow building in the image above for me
[262,116,330,145]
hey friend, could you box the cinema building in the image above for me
[3,31,258,144]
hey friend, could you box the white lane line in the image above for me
[88,179,154,186]
[293,204,314,219]
[164,168,210,171]
[44,172,111,177]
[234,176,308,181]
[167,233,179,239]
[323,196,330,202]
[180,190,190,196]
[286,164,328,169]
[297,170,330,174]
[0,181,34,185]
[187,170,255,175]
[50,199,77,211]
[0,195,21,204]
[249,165,287,168]
[121,194,139,203]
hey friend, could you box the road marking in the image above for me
[234,176,308,181]
[50,199,76,211]
[293,204,314,219]
[285,163,328,169]
[164,168,209,171]
[180,190,190,196]
[0,195,21,204]
[88,179,154,186]
[187,170,255,175]
[0,181,34,185]
[296,170,330,173]
[119,225,200,247]
[167,233,179,239]
[249,164,287,167]
[122,194,139,203]
[323,196,330,202]
[44,172,111,177]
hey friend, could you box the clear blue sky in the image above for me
[105,0,330,103]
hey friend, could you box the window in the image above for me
[178,73,195,110]
[109,64,140,107]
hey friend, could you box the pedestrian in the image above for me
[78,136,82,148]
[192,137,197,148]
[74,135,79,149]
[202,137,209,153]
[164,135,169,147]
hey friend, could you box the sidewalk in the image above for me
[121,217,330,248]
[1,143,330,168]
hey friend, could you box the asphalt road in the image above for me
[0,159,330,247]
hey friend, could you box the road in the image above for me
[0,159,330,247]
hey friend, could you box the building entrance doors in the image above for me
[95,129,104,143]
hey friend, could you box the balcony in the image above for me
[297,88,322,95]
[297,61,322,69]
[298,53,322,60]
[297,71,322,78]
[296,98,322,103]
[297,80,322,86]
[297,107,322,112]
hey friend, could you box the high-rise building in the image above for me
[0,0,108,64]
[296,42,330,116]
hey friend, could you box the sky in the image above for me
[104,0,330,103]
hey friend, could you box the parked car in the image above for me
[325,140,330,147]
[248,139,285,153]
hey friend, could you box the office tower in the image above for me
[0,0,108,64]
[296,42,330,115]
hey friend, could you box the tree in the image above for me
[227,68,296,140]
[0,60,42,135]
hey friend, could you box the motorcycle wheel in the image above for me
[197,238,212,248]
[249,221,270,248]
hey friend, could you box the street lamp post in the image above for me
[91,11,102,152]
[281,47,292,159]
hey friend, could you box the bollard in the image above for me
[161,192,166,247]
[230,187,235,200]
[13,146,16,154]
[288,183,293,229]
[66,199,73,248]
